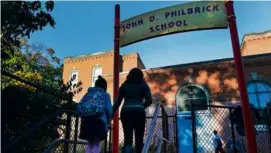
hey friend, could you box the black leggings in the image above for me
[121,107,146,153]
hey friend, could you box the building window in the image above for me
[176,84,210,114]
[247,81,271,108]
[247,81,271,131]
[70,71,78,89]
[92,67,102,86]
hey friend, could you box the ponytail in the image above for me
[95,75,107,90]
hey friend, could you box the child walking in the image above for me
[77,76,112,153]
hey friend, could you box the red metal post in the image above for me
[225,1,257,153]
[113,4,120,153]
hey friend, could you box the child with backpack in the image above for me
[77,76,112,153]
[213,130,225,153]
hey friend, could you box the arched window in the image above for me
[176,84,210,114]
[247,81,271,108]
[247,81,271,131]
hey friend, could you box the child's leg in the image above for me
[92,140,101,153]
[85,143,92,153]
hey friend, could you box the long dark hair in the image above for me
[95,75,107,90]
[125,68,144,84]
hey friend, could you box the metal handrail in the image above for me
[156,136,163,153]
[1,70,72,101]
[1,109,78,152]
[42,139,88,153]
[192,104,236,109]
[141,103,160,153]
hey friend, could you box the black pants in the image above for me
[121,107,146,153]
[215,145,225,153]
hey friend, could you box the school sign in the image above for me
[119,1,228,47]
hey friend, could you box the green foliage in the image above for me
[1,43,61,90]
[1,45,83,152]
[1,0,55,59]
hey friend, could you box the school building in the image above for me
[63,30,271,151]
[63,29,271,111]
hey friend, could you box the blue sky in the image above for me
[29,1,271,68]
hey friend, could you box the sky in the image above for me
[29,1,271,69]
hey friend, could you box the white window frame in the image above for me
[176,84,210,116]
[92,66,102,86]
[69,70,79,89]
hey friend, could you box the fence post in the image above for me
[191,103,197,153]
[73,116,79,153]
[264,108,271,151]
[109,128,112,153]
[229,108,237,153]
[104,129,108,153]
[161,104,169,153]
[64,102,72,153]
[165,113,169,141]
[173,116,177,147]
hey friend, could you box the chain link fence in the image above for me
[253,109,271,153]
[49,105,178,153]
[116,116,176,149]
[107,105,177,153]
[192,104,271,153]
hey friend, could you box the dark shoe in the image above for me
[122,146,133,153]
[135,144,143,153]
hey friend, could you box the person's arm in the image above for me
[105,93,113,123]
[112,85,124,117]
[212,137,216,148]
[143,82,152,108]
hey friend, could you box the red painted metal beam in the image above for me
[225,1,257,153]
[113,4,120,153]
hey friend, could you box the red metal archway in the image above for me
[112,1,257,153]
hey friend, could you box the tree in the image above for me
[1,0,55,59]
[1,1,83,152]
[1,43,82,153]
[1,42,61,90]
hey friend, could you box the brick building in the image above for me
[63,30,271,110]
[63,30,271,151]
[63,51,145,102]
